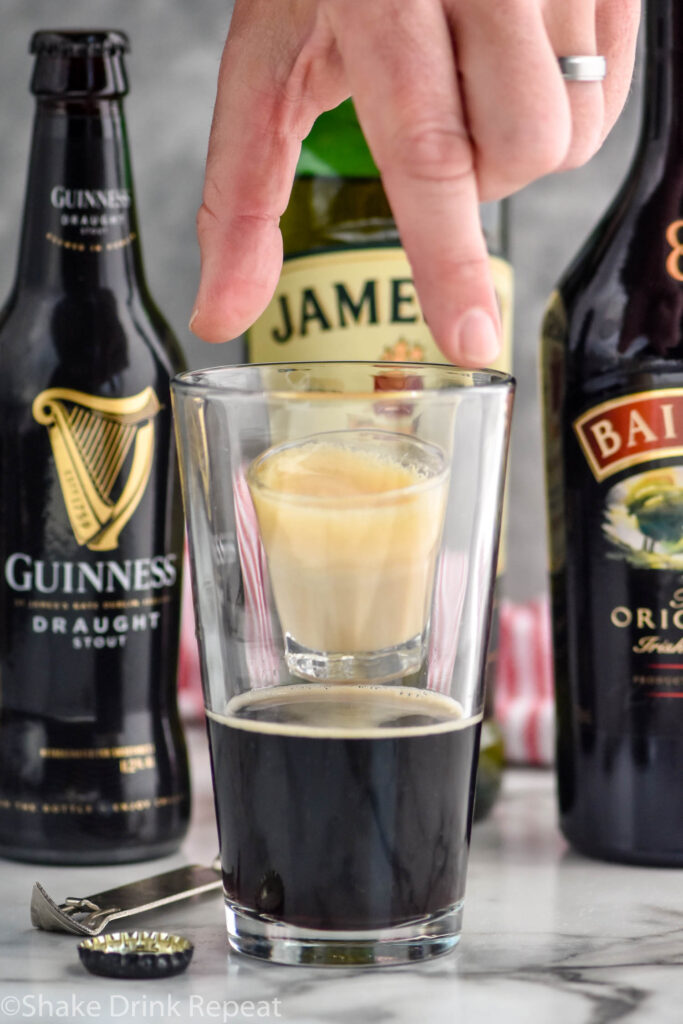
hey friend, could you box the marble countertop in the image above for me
[1,724,682,1024]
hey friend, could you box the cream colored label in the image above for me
[247,247,513,374]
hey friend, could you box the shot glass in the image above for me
[172,362,514,967]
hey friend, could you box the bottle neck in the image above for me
[639,0,683,150]
[295,99,508,257]
[297,99,379,179]
[15,97,146,295]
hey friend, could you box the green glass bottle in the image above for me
[247,99,512,819]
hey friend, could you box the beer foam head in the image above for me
[208,684,478,739]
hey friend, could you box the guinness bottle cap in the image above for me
[78,931,194,979]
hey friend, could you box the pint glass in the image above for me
[172,362,513,966]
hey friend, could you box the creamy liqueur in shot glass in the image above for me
[247,428,449,682]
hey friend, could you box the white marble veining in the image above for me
[1,725,682,1024]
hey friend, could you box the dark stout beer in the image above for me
[207,685,481,931]
[0,31,190,863]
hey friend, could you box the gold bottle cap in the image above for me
[78,930,194,979]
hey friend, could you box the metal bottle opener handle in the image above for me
[31,861,222,936]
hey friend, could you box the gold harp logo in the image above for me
[32,386,161,552]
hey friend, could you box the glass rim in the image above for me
[171,361,515,401]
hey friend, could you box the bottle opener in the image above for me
[30,861,222,936]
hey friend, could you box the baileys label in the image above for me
[574,389,683,481]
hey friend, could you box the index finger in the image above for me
[191,3,338,344]
[324,0,500,366]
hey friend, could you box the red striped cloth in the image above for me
[495,596,555,765]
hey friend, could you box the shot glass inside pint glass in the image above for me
[172,362,514,967]
[246,429,449,682]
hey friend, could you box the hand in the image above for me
[191,0,640,366]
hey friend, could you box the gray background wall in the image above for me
[0,1,644,602]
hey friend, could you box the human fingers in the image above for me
[190,0,346,343]
[541,0,606,170]
[450,0,573,201]
[595,0,640,143]
[325,0,501,367]
[543,0,640,169]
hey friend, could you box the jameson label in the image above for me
[247,247,513,374]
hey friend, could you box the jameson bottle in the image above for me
[247,99,512,819]
[542,0,683,864]
[0,31,190,863]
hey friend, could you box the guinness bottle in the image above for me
[0,31,190,863]
[542,0,683,864]
[247,100,512,818]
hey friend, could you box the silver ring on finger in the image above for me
[558,56,607,82]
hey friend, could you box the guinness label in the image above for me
[32,386,161,551]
